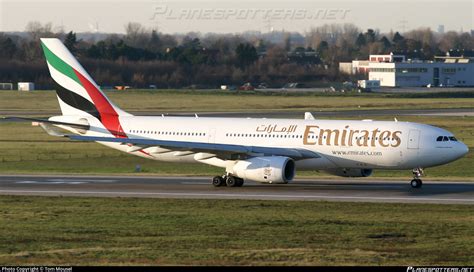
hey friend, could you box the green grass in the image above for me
[1,90,474,113]
[0,196,472,265]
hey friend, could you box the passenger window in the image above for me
[436,136,443,141]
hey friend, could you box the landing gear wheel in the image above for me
[410,178,422,188]
[226,176,237,187]
[235,178,244,187]
[212,176,225,187]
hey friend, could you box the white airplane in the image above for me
[5,38,469,188]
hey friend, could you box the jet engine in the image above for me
[231,156,295,184]
[324,168,373,177]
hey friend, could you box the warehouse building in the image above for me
[340,53,474,87]
[369,58,474,87]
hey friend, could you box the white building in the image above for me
[339,60,370,74]
[18,82,35,91]
[369,59,474,87]
[340,53,474,87]
[339,53,405,75]
[0,83,13,90]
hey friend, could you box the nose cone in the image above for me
[458,142,469,158]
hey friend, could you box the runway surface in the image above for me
[0,175,472,204]
[1,108,473,120]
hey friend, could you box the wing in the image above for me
[67,135,320,160]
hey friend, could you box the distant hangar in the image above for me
[340,51,474,87]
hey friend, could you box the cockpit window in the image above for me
[437,135,458,142]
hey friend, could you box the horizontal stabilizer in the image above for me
[38,123,68,137]
[3,116,90,130]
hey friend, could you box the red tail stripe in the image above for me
[73,69,127,138]
[73,69,153,157]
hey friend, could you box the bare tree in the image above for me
[405,28,436,49]
[25,21,54,40]
[438,31,460,52]
[124,22,148,48]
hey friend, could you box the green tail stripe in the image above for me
[41,42,82,86]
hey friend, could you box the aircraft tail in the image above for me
[40,38,131,137]
[41,38,130,120]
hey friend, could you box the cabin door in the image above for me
[407,129,420,149]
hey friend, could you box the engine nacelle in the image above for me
[324,168,373,177]
[231,156,295,184]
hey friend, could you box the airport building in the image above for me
[340,53,474,87]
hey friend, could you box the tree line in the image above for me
[0,22,473,89]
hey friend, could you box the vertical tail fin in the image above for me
[41,38,130,117]
[41,38,131,137]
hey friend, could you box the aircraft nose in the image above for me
[456,142,469,158]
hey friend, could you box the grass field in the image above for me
[1,90,474,113]
[0,195,472,265]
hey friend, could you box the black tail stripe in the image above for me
[55,84,101,121]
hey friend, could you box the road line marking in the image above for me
[0,189,472,203]
[48,179,116,182]
[16,181,87,185]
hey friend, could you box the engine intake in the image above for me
[231,156,295,184]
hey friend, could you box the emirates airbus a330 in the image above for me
[5,39,469,188]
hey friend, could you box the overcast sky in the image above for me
[0,0,472,34]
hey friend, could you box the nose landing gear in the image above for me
[410,167,424,188]
[410,178,422,188]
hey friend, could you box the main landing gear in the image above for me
[410,167,424,188]
[212,174,244,187]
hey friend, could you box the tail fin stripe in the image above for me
[41,42,81,86]
[73,68,127,138]
[55,84,101,121]
[42,41,116,117]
